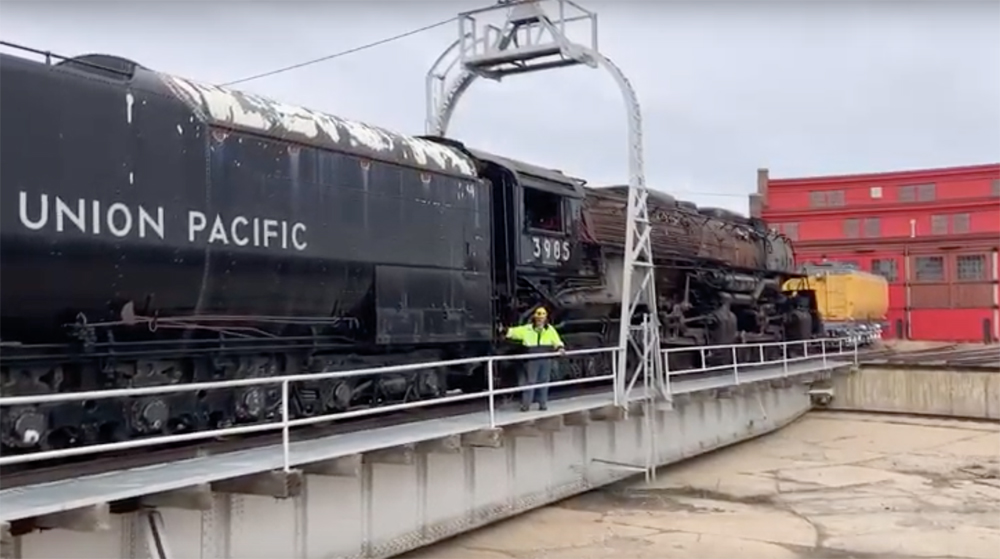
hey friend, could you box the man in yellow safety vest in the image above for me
[505,307,566,411]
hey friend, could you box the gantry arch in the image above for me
[425,0,666,403]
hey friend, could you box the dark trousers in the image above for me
[519,358,553,407]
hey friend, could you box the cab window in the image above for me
[524,187,563,233]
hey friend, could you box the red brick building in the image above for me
[751,163,1000,343]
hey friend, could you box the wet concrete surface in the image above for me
[402,412,1000,559]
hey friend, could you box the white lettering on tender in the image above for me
[55,197,85,232]
[20,191,166,239]
[18,191,307,252]
[106,202,133,237]
[139,207,165,239]
[188,211,206,242]
[19,191,48,230]
[231,216,249,246]
[186,210,307,251]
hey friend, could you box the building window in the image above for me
[871,258,899,282]
[992,179,1000,198]
[914,256,945,281]
[863,217,881,238]
[899,183,936,202]
[809,190,846,208]
[952,213,971,234]
[843,218,860,238]
[828,190,846,207]
[809,191,827,208]
[956,254,986,281]
[917,183,936,202]
[930,214,948,235]
[783,222,799,241]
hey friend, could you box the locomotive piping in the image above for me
[753,278,780,300]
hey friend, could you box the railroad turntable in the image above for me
[2,45,823,462]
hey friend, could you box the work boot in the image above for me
[520,404,530,412]
[539,404,548,411]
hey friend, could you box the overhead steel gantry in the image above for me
[425,0,667,405]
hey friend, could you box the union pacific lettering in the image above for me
[17,191,308,252]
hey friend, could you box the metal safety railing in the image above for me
[615,337,859,404]
[657,337,860,393]
[0,346,620,470]
[0,336,858,472]
[610,335,859,484]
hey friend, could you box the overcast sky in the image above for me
[2,0,997,213]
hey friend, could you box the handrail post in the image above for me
[486,359,497,428]
[782,342,788,376]
[758,343,764,364]
[281,379,291,473]
[822,338,828,368]
[663,350,671,398]
[853,337,859,365]
[612,348,620,407]
[804,339,809,358]
[731,346,740,385]
[699,347,707,372]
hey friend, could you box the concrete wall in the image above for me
[829,366,1000,420]
[13,385,816,559]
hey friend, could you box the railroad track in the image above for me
[0,385,611,490]
[0,364,819,490]
[859,343,1000,370]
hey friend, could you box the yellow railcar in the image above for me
[783,265,889,324]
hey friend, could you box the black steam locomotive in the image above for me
[0,49,821,455]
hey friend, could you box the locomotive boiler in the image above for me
[554,186,820,367]
[0,46,821,458]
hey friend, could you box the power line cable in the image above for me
[2,33,756,203]
[220,17,457,87]
[210,21,756,203]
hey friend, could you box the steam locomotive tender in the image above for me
[0,50,819,456]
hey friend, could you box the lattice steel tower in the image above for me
[425,0,666,404]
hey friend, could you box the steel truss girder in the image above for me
[424,0,665,405]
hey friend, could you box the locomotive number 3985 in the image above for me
[531,236,571,263]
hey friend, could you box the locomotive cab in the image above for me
[473,152,586,282]
[515,170,586,271]
[462,149,606,379]
[418,141,589,322]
